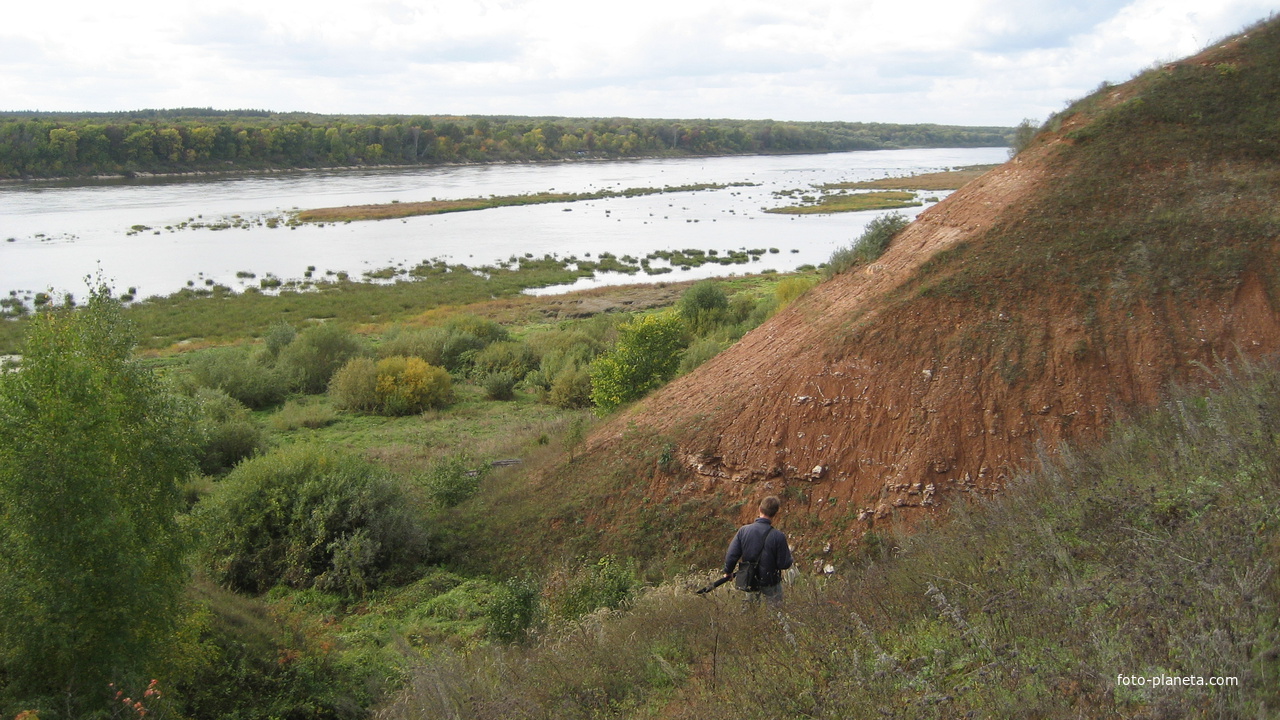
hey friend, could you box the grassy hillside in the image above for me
[492,16,1280,574]
[906,21,1280,309]
[386,359,1280,719]
[388,18,1280,717]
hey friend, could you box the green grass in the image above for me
[269,384,578,476]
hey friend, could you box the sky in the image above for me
[1,0,1275,126]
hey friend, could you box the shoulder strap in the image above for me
[749,526,773,564]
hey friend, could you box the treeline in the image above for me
[0,110,1013,178]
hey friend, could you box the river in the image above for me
[0,147,1008,302]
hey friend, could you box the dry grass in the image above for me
[296,184,744,223]
[824,165,997,191]
[764,190,920,215]
[380,358,1280,719]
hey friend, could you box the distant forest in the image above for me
[0,109,1013,179]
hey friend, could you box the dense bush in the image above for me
[1008,117,1040,157]
[486,577,540,644]
[330,355,454,415]
[471,340,537,381]
[541,556,640,623]
[194,445,429,599]
[278,323,366,394]
[0,288,196,714]
[589,312,687,412]
[548,364,593,408]
[329,356,380,412]
[379,315,510,373]
[378,326,449,365]
[376,356,454,415]
[421,453,487,508]
[190,346,291,409]
[823,211,910,278]
[194,387,266,475]
[677,280,730,335]
[262,320,297,358]
[526,329,604,406]
[177,582,371,720]
[481,370,519,401]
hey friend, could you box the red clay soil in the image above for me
[575,121,1280,563]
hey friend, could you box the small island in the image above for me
[294,182,754,222]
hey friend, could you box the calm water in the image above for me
[0,147,1007,301]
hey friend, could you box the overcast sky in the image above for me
[1,0,1274,126]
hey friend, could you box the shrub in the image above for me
[178,582,371,720]
[548,364,593,409]
[194,387,266,475]
[481,370,519,401]
[677,280,729,335]
[190,346,290,409]
[262,320,297,358]
[472,340,538,381]
[378,326,448,365]
[194,445,428,599]
[379,325,485,372]
[823,211,910,278]
[590,312,687,412]
[486,577,540,643]
[329,356,380,412]
[527,333,603,404]
[747,294,779,326]
[1008,117,1040,157]
[381,316,510,373]
[278,323,366,394]
[376,356,453,415]
[542,556,639,623]
[441,313,509,346]
[421,453,487,508]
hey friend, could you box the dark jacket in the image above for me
[723,517,793,588]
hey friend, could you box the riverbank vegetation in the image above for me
[0,269,815,718]
[0,250,789,354]
[0,111,1014,179]
[764,189,921,214]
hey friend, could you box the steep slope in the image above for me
[575,19,1280,564]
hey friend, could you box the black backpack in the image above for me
[734,527,774,592]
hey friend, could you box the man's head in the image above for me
[758,495,781,518]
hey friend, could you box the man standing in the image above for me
[723,495,794,604]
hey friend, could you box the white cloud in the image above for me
[0,0,1275,123]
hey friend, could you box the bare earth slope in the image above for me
[570,23,1280,564]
